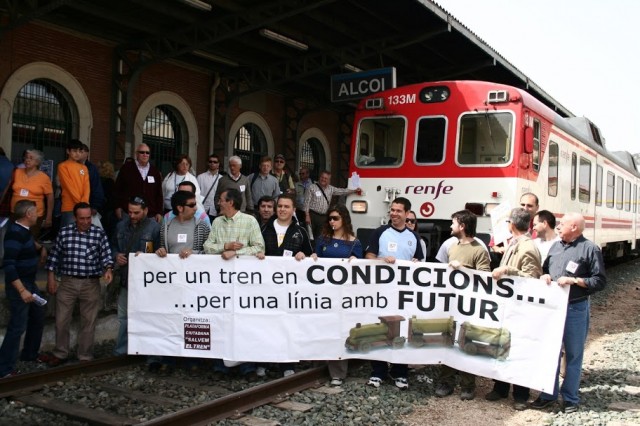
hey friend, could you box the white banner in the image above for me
[128,254,568,392]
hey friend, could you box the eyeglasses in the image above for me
[209,160,219,164]
[137,151,150,155]
[328,215,341,221]
[406,218,416,224]
[184,202,197,208]
[275,160,285,163]
[129,196,147,208]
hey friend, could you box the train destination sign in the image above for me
[330,67,396,102]
[128,254,568,392]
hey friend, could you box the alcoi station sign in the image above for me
[330,67,396,102]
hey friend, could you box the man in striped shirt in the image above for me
[44,202,113,365]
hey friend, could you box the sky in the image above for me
[434,0,640,154]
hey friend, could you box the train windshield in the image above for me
[356,117,405,167]
[457,112,513,165]
[415,116,446,164]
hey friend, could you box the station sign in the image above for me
[330,67,396,102]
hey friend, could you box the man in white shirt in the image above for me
[197,154,222,222]
[532,210,560,261]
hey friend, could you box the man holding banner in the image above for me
[364,197,423,390]
[530,212,606,413]
[487,208,542,410]
[435,209,491,400]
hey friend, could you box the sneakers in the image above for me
[460,388,476,401]
[367,376,383,388]
[435,383,454,397]
[485,390,508,401]
[1,371,18,379]
[330,377,343,386]
[392,376,409,390]
[256,366,267,377]
[283,369,295,377]
[562,401,579,413]
[530,397,556,409]
[513,400,528,411]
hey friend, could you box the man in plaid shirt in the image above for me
[43,202,113,366]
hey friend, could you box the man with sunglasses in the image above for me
[197,154,223,222]
[150,190,210,373]
[271,154,294,195]
[112,196,160,356]
[114,143,163,222]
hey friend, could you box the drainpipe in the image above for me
[209,73,221,155]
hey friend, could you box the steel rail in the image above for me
[0,356,142,398]
[140,365,330,426]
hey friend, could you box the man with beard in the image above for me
[435,209,490,400]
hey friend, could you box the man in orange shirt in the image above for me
[58,140,90,226]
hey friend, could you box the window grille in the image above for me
[233,123,267,176]
[11,79,76,167]
[142,105,185,177]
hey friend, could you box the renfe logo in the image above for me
[405,180,453,200]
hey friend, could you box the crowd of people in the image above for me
[0,143,606,415]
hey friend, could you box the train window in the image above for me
[634,184,638,213]
[457,112,513,166]
[415,116,446,164]
[579,157,591,203]
[606,172,615,208]
[616,176,623,209]
[356,117,405,167]
[548,142,558,197]
[570,153,577,200]
[595,165,603,206]
[625,180,631,211]
[532,120,541,172]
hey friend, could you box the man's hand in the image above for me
[116,253,128,266]
[222,250,237,260]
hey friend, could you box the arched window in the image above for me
[12,79,77,167]
[142,105,186,176]
[299,137,326,181]
[233,123,267,175]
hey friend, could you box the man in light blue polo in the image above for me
[364,196,423,390]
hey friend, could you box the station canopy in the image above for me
[0,0,571,115]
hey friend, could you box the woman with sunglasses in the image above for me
[405,210,426,261]
[312,204,362,385]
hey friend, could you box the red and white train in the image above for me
[346,80,640,260]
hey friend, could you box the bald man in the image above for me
[530,212,606,413]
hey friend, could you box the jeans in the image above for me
[371,361,408,379]
[213,359,256,375]
[0,282,45,376]
[113,287,127,356]
[539,299,590,404]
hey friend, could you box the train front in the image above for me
[347,81,530,259]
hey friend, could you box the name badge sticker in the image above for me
[315,190,322,197]
[566,261,579,274]
[147,176,156,183]
[388,242,398,252]
[239,185,246,192]
[177,233,188,243]
[283,250,293,257]
[20,189,29,196]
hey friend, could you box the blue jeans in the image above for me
[539,299,590,404]
[371,361,408,379]
[0,282,45,376]
[114,287,128,356]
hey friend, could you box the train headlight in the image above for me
[351,200,368,213]
[484,203,500,215]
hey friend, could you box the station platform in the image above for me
[0,266,118,351]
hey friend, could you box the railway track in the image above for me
[0,357,331,425]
